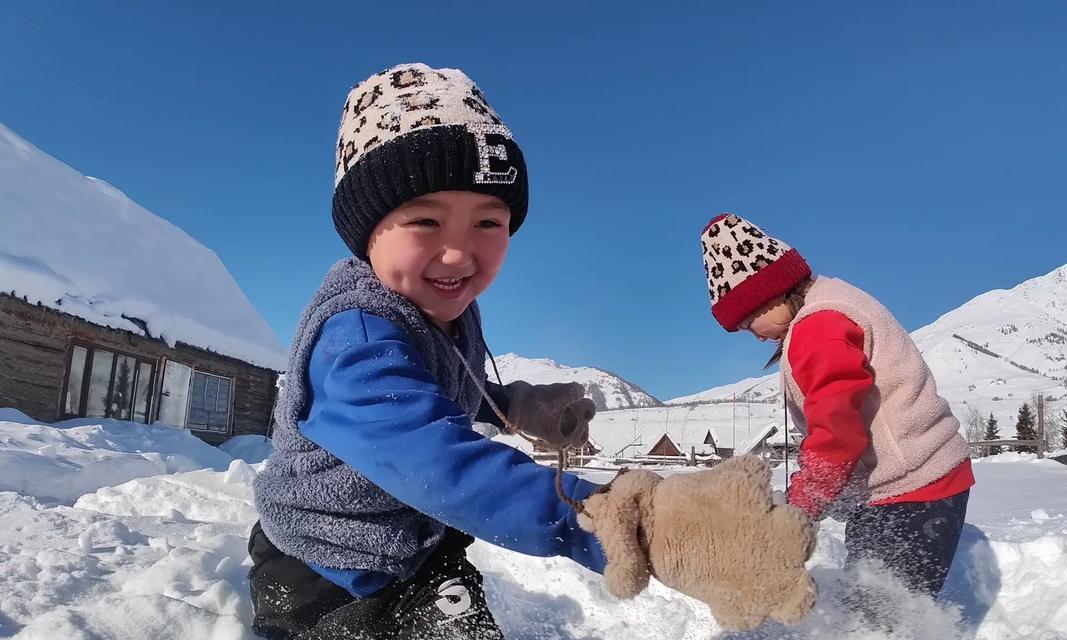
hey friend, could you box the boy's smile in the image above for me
[367,191,511,332]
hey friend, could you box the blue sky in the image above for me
[2,2,1065,400]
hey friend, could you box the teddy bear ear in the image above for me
[598,494,652,599]
[578,470,657,600]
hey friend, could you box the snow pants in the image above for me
[845,489,970,595]
[247,522,506,640]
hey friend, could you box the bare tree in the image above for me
[963,404,985,444]
[1059,407,1067,451]
[1030,394,1057,453]
[1041,399,1061,452]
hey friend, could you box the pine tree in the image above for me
[112,359,133,420]
[984,413,1002,456]
[1014,403,1037,453]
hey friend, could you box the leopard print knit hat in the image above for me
[332,63,528,258]
[700,213,811,332]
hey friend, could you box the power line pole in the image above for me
[783,389,789,490]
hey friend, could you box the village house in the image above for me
[0,123,286,444]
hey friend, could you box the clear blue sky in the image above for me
[3,2,1065,400]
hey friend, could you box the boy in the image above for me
[249,63,606,640]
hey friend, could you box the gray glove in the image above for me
[505,381,596,449]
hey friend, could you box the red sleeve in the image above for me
[786,310,873,521]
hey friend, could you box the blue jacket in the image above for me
[298,309,607,595]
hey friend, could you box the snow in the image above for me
[0,418,232,504]
[2,415,1065,639]
[733,422,784,455]
[912,265,1067,435]
[218,435,273,465]
[0,123,286,371]
[488,353,661,410]
[589,400,784,458]
[668,374,780,406]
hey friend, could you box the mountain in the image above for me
[668,374,779,406]
[485,353,661,411]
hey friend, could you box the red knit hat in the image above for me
[701,213,811,332]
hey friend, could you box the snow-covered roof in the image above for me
[0,123,286,371]
[589,402,784,459]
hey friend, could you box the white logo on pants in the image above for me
[434,577,474,625]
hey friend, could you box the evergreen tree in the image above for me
[983,413,1002,456]
[1014,403,1037,453]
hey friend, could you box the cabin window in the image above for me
[186,371,233,433]
[62,345,155,423]
[157,360,233,434]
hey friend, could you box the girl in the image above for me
[700,213,974,601]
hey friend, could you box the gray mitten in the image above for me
[506,381,596,448]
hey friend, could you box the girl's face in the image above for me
[739,296,795,342]
[367,191,511,333]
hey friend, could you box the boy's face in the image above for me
[367,191,511,331]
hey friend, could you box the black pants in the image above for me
[247,522,506,640]
[845,489,970,596]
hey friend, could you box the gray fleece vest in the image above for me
[253,257,486,578]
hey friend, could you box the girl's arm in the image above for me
[786,310,874,520]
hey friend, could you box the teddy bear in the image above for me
[577,454,818,631]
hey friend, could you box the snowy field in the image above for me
[1,414,1066,640]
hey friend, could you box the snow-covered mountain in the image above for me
[668,374,780,405]
[486,353,661,411]
[913,264,1067,417]
[0,123,286,370]
[665,266,1067,438]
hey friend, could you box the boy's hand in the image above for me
[506,381,596,449]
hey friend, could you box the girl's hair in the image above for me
[763,281,812,369]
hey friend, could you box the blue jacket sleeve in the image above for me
[299,309,607,574]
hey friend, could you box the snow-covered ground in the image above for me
[1,415,1066,639]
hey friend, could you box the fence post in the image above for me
[1037,394,1045,460]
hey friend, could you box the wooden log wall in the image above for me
[0,293,278,443]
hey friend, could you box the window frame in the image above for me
[183,369,235,435]
[60,341,157,423]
